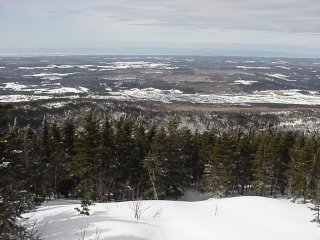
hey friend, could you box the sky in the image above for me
[0,0,319,57]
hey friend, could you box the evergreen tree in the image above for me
[71,110,100,207]
[189,130,203,188]
[205,132,238,197]
[0,113,38,239]
[310,182,320,224]
[144,126,168,199]
[21,125,44,203]
[235,132,254,195]
[132,121,149,187]
[163,118,192,197]
[287,134,314,201]
[113,116,135,199]
[97,116,116,202]
[40,116,50,161]
[49,122,64,198]
[276,131,296,195]
[39,116,52,198]
[74,179,94,215]
[63,117,75,158]
[60,117,76,198]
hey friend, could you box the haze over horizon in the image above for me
[0,0,319,57]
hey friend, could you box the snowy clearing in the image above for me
[236,66,271,70]
[97,61,179,70]
[34,86,88,94]
[0,82,29,91]
[276,66,291,70]
[102,88,320,105]
[23,72,78,81]
[266,73,296,82]
[233,80,258,85]
[3,88,320,105]
[0,95,79,102]
[23,196,320,240]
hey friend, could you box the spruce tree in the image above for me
[310,182,320,224]
[60,117,76,198]
[49,122,64,198]
[0,112,38,239]
[276,131,296,195]
[144,126,168,199]
[205,132,238,197]
[71,110,100,211]
[164,118,191,197]
[236,132,254,195]
[113,116,135,199]
[287,134,313,201]
[132,121,149,187]
[98,116,116,202]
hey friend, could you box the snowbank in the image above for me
[23,196,320,240]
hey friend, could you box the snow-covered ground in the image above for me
[2,88,320,105]
[233,80,258,85]
[97,61,179,71]
[265,73,296,82]
[102,88,320,105]
[23,72,78,81]
[23,196,320,240]
[236,66,271,70]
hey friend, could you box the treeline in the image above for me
[1,108,320,237]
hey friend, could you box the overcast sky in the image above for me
[0,0,319,57]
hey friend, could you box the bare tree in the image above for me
[74,222,101,240]
[128,185,151,220]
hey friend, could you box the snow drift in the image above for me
[24,196,320,240]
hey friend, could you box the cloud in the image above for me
[89,0,320,33]
[1,0,318,54]
[47,9,83,19]
[0,0,21,5]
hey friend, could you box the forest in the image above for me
[1,104,320,239]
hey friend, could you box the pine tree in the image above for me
[60,117,76,198]
[308,136,320,198]
[276,131,296,195]
[310,182,320,224]
[287,134,314,201]
[113,116,135,199]
[251,131,282,196]
[40,116,50,161]
[144,126,168,199]
[235,132,254,195]
[205,132,238,197]
[197,129,216,189]
[49,122,64,198]
[39,115,52,198]
[72,110,100,178]
[97,116,116,202]
[63,117,75,158]
[71,110,100,208]
[20,125,44,203]
[179,127,195,187]
[132,121,149,187]
[164,118,192,197]
[74,179,94,215]
[189,130,203,189]
[0,112,38,239]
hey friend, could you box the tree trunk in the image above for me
[148,169,158,200]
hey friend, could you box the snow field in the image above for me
[24,196,320,240]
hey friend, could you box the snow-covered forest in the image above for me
[1,104,320,239]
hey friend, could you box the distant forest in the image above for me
[1,104,320,238]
